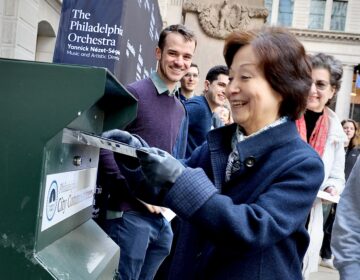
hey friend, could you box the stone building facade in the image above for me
[0,0,61,61]
[1,0,359,120]
[160,0,360,121]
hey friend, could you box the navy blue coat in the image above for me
[185,95,215,158]
[163,121,324,280]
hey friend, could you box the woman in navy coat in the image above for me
[117,27,325,280]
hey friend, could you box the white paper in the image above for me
[317,190,340,203]
[161,208,177,222]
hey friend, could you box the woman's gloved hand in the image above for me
[102,129,148,148]
[136,147,185,189]
[102,129,148,169]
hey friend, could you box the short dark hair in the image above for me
[205,65,229,83]
[190,63,199,74]
[158,24,197,50]
[223,26,312,120]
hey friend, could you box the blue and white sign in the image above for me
[53,0,163,85]
[41,168,98,232]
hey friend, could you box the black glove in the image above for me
[102,129,148,169]
[101,129,148,148]
[136,147,185,190]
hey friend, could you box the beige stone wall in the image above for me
[0,0,19,58]
[15,0,39,60]
[184,12,226,93]
[0,0,60,61]
[346,0,360,33]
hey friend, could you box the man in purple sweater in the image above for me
[96,24,196,280]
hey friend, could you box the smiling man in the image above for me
[96,24,196,280]
[185,65,229,157]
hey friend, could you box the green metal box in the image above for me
[0,59,137,279]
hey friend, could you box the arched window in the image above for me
[35,21,56,62]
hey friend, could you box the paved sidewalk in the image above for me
[309,266,339,280]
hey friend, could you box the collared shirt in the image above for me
[150,71,179,97]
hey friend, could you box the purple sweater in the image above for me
[126,78,184,153]
[96,77,187,214]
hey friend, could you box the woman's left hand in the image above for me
[321,186,338,204]
[324,186,338,196]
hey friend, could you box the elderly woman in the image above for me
[298,53,347,278]
[113,27,324,279]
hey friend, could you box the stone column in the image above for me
[323,0,333,30]
[270,0,279,25]
[335,64,354,120]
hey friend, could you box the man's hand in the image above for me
[138,199,167,214]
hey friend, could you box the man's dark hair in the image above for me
[158,24,197,50]
[190,63,199,74]
[205,65,229,83]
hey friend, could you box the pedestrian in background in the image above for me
[342,119,360,179]
[214,103,233,125]
[331,156,360,280]
[179,63,199,101]
[185,65,229,157]
[320,118,360,269]
[298,53,347,279]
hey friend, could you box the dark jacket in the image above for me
[163,121,324,280]
[185,95,215,157]
[345,146,360,180]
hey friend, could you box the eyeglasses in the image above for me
[313,80,330,91]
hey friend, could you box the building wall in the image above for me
[290,0,360,120]
[1,0,19,58]
[0,0,60,61]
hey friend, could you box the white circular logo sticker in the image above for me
[46,180,58,221]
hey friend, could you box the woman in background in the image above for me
[342,119,360,179]
[214,104,232,125]
[299,53,348,279]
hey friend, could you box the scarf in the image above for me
[296,110,329,157]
